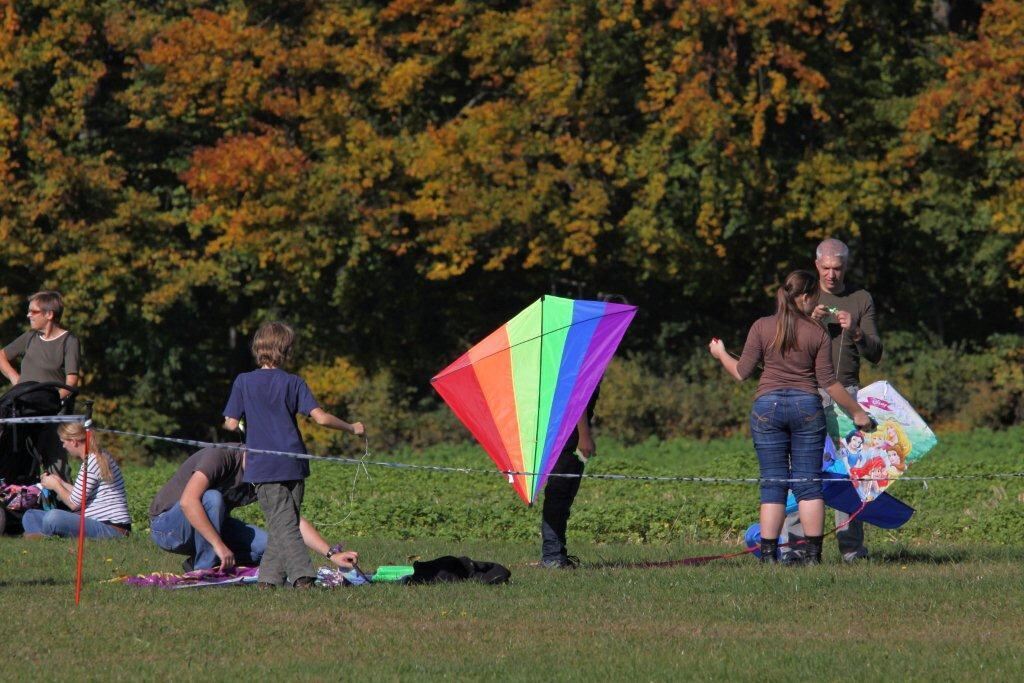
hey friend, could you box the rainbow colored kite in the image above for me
[431,296,637,505]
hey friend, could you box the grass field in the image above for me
[3,427,1023,680]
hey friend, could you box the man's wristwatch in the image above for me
[325,543,344,558]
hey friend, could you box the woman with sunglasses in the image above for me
[0,290,81,402]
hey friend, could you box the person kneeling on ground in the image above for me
[149,444,360,573]
[23,422,131,539]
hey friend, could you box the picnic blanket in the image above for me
[116,565,373,589]
[115,557,503,589]
[116,566,260,589]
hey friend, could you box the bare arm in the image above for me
[222,417,240,432]
[299,517,359,568]
[309,407,364,435]
[179,472,235,571]
[576,413,595,458]
[40,472,75,508]
[709,339,744,381]
[60,374,79,400]
[0,349,19,385]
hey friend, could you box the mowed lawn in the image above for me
[3,536,1023,680]
[3,428,1023,680]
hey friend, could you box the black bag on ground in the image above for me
[407,556,511,585]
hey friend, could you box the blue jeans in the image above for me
[21,509,126,539]
[750,390,826,504]
[149,490,266,569]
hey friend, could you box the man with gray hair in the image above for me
[782,238,883,562]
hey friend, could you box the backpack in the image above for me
[406,555,511,585]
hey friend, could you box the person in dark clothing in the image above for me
[540,387,599,569]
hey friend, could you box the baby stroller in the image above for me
[0,381,79,534]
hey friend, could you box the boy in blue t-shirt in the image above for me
[223,321,365,589]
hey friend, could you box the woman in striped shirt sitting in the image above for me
[22,422,131,539]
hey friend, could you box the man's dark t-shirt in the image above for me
[819,285,883,388]
[149,446,255,519]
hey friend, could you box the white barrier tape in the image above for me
[0,414,88,425]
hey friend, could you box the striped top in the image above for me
[69,452,131,525]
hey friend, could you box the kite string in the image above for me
[87,424,1024,484]
[313,433,372,530]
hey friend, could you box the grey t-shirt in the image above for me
[148,446,256,519]
[3,330,81,384]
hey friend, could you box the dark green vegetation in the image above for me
[4,428,1023,680]
[120,426,1024,547]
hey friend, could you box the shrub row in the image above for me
[97,334,1022,464]
[318,334,1024,447]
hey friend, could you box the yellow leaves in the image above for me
[377,57,434,109]
[127,8,285,129]
[906,0,1024,153]
[300,357,364,412]
[751,100,768,148]
[517,63,579,118]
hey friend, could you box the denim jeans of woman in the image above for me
[750,389,826,505]
[21,508,125,539]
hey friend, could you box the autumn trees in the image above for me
[1,0,1021,439]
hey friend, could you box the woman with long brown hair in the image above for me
[710,270,872,564]
[21,422,131,539]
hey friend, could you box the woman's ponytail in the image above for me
[770,270,819,354]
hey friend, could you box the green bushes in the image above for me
[597,335,1024,441]
[596,354,749,441]
[866,333,1024,430]
[290,334,1024,451]
[98,335,1021,462]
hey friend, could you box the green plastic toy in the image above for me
[371,565,414,582]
